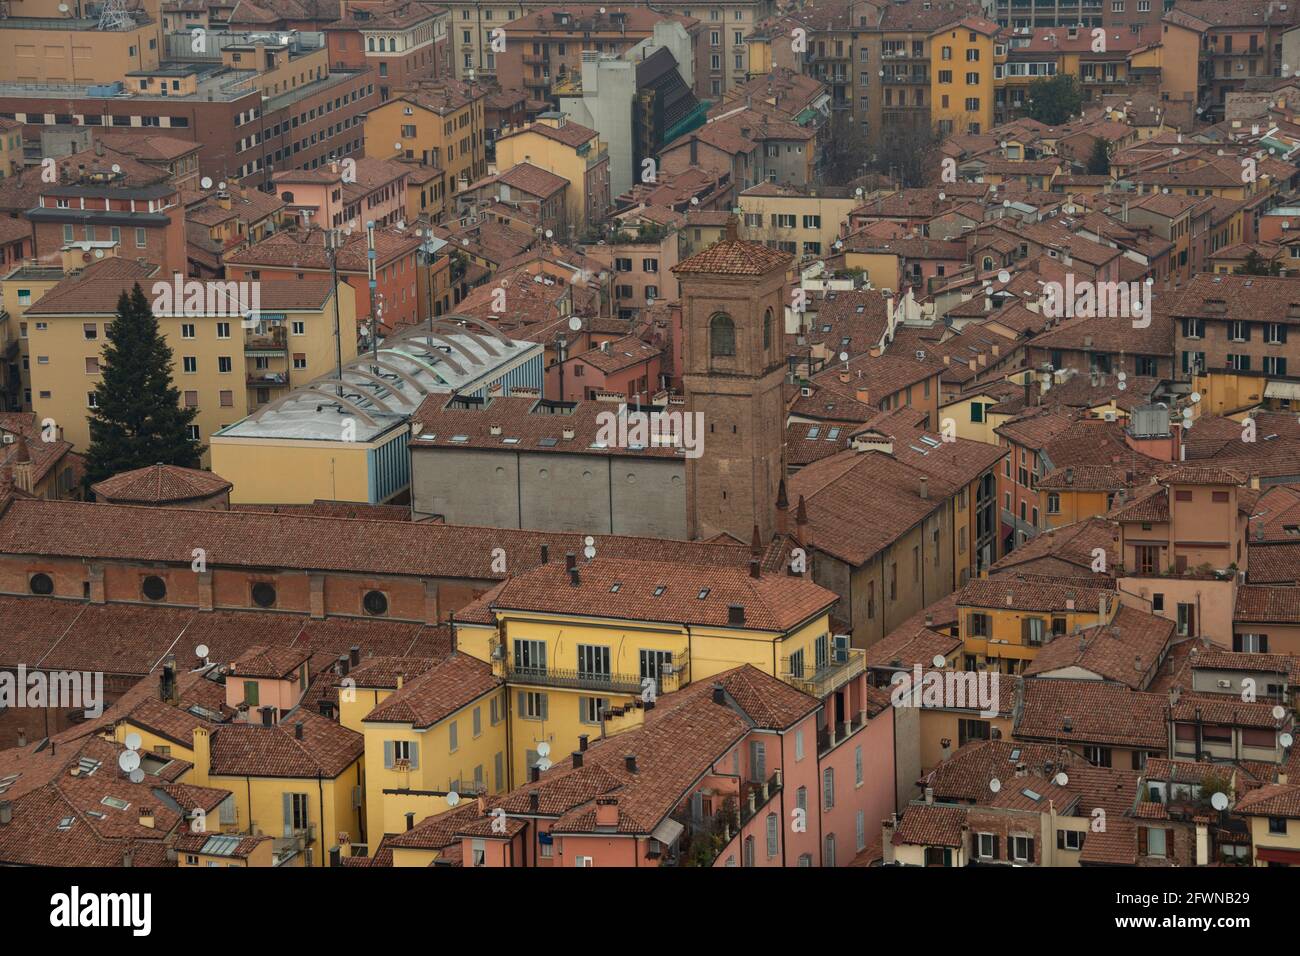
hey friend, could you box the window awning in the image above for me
[651,817,684,846]
[1264,381,1300,401]
[1256,846,1300,865]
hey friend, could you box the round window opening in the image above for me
[142,575,167,601]
[251,582,277,608]
[363,589,389,616]
[29,572,54,595]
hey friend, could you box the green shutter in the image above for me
[408,741,419,770]
[282,792,293,838]
[383,740,394,769]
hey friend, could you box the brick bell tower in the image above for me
[671,216,791,543]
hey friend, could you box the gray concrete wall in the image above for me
[411,446,687,537]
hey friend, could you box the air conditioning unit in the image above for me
[1,435,12,444]
[916,349,927,361]
[1103,411,1118,422]
[1216,679,1232,689]
[801,386,812,397]
[490,644,505,660]
[660,663,675,676]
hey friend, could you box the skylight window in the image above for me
[538,437,559,446]
[57,817,75,831]
[698,588,710,599]
[1021,788,1042,802]
[920,435,941,447]
[449,435,470,443]
[101,796,130,811]
[653,585,666,597]
[826,427,841,440]
[807,426,820,440]
[610,582,622,593]
[502,437,521,444]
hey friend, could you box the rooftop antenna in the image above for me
[97,0,134,30]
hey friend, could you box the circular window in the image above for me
[141,575,167,601]
[363,589,388,616]
[29,572,53,595]
[251,582,277,608]
[539,468,549,479]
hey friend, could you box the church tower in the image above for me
[672,217,791,542]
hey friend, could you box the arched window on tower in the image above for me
[710,313,735,357]
[763,307,773,350]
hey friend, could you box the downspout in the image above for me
[317,770,326,868]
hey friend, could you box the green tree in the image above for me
[85,283,202,488]
[1236,249,1281,276]
[1086,136,1111,175]
[1026,74,1083,126]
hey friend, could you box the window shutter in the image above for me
[1021,618,1029,642]
[1056,830,1064,850]
[1233,633,1242,652]
[1137,826,1148,856]
[383,740,394,769]
[1165,828,1174,856]
[993,835,1000,859]
[1279,326,1289,344]
[282,793,293,838]
[1243,322,1252,341]
[540,693,548,721]
[1027,838,1035,862]
[409,741,419,770]
[517,691,527,717]
[1261,634,1269,653]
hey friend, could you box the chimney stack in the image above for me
[565,551,576,571]
[579,734,589,751]
[294,722,304,740]
[541,544,549,564]
[569,567,580,586]
[572,750,584,768]
[350,646,361,667]
[405,811,415,831]
[624,754,638,773]
[919,476,929,499]
[749,557,761,579]
[529,790,540,812]
[712,683,725,705]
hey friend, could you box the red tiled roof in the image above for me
[91,463,231,504]
[363,654,500,729]
[489,557,837,632]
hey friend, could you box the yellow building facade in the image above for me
[930,20,997,137]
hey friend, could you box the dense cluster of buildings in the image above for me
[1,0,1300,873]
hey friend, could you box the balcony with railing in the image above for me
[247,371,289,388]
[506,664,644,695]
[665,771,783,867]
[780,647,865,699]
[245,326,287,353]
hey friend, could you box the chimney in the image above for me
[138,807,155,829]
[572,750,584,768]
[712,683,726,705]
[405,811,415,831]
[529,790,540,812]
[595,796,619,827]
[123,850,134,868]
[261,706,276,726]
[16,731,25,748]
[749,558,761,579]
[337,653,350,676]
[0,801,11,825]
[624,754,638,773]
[919,476,929,499]
[578,734,589,751]
[924,786,934,805]
[350,646,361,668]
[294,722,304,740]
[160,659,176,703]
[529,766,541,783]
[725,215,739,242]
[569,567,580,586]
[565,551,577,571]
[329,846,342,867]
[727,604,745,626]
[795,494,812,549]
[775,478,790,535]
[541,544,550,564]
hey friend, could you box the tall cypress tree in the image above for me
[85,283,202,487]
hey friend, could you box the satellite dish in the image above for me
[118,750,141,774]
[446,790,461,807]
[989,778,1002,793]
[537,741,551,757]
[1274,705,1288,720]
[839,351,849,362]
[58,2,68,9]
[1281,732,1294,748]
[931,655,946,668]
[1054,772,1069,787]
[1211,792,1229,811]
[537,758,553,771]
[124,732,142,751]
